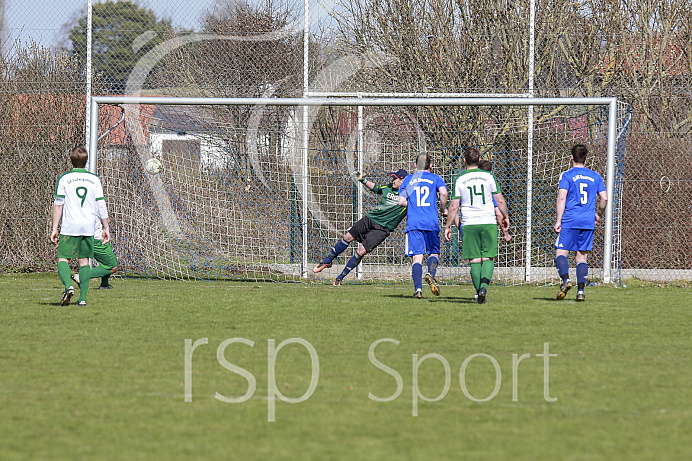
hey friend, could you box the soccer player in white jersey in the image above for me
[398,154,448,299]
[50,146,111,306]
[444,148,509,304]
[553,144,607,302]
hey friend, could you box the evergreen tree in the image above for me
[68,0,173,93]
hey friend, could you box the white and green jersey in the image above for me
[92,202,112,241]
[55,168,107,236]
[94,214,104,241]
[451,168,500,226]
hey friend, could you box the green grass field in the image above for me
[1,273,691,460]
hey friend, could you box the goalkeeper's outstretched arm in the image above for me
[350,171,375,191]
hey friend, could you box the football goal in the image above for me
[88,96,631,284]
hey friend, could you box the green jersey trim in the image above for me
[451,168,501,199]
[55,168,100,195]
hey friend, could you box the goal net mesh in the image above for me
[96,100,631,284]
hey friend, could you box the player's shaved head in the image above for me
[70,146,88,168]
[571,144,588,164]
[415,153,431,171]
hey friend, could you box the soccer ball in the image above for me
[145,158,162,175]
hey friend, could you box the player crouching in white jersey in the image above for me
[71,212,119,290]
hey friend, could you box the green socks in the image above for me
[90,266,111,279]
[470,262,482,290]
[78,265,91,302]
[471,260,495,291]
[480,259,495,290]
[57,261,72,289]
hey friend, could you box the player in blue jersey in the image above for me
[398,154,448,299]
[553,144,608,302]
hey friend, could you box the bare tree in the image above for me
[156,0,303,98]
[0,42,107,271]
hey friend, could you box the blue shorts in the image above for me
[555,228,594,252]
[405,230,440,256]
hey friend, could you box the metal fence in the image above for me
[1,0,691,280]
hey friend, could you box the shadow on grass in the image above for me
[38,301,89,307]
[382,293,478,304]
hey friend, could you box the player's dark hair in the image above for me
[70,146,88,168]
[464,147,481,167]
[416,153,431,171]
[571,144,588,164]
[478,159,492,171]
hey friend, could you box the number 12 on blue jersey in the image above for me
[413,186,431,207]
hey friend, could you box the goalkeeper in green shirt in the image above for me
[313,169,408,285]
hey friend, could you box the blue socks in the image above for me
[338,254,363,281]
[412,263,423,292]
[555,255,569,280]
[576,262,588,290]
[427,255,439,277]
[555,256,589,290]
[323,239,349,265]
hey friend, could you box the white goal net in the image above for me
[91,97,631,284]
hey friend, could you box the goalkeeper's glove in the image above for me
[350,171,368,184]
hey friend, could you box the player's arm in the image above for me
[100,217,111,244]
[97,199,111,244]
[493,192,509,221]
[554,188,568,233]
[491,196,503,226]
[493,192,510,233]
[595,190,608,225]
[494,206,512,242]
[494,207,503,227]
[444,198,460,241]
[438,186,448,216]
[51,203,63,244]
[51,180,65,245]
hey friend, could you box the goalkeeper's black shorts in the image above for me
[348,216,391,253]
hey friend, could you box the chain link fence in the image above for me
[1,0,691,280]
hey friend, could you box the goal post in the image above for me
[88,96,630,284]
